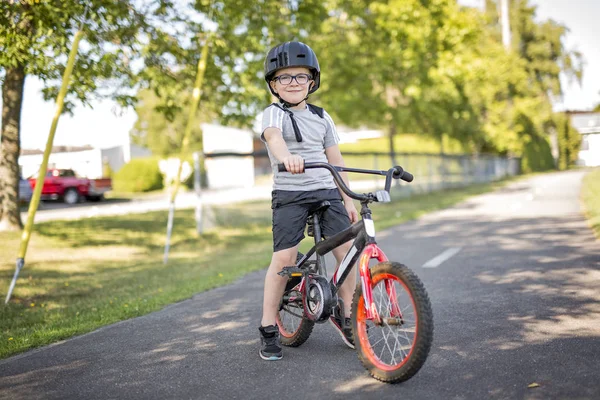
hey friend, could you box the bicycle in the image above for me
[276,162,433,384]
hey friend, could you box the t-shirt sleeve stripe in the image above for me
[279,108,285,129]
[261,105,285,142]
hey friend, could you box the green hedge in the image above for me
[521,134,555,173]
[556,113,582,170]
[113,158,164,192]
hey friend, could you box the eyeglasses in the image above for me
[272,73,312,85]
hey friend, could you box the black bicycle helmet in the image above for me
[264,41,320,97]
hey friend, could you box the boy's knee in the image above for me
[271,248,298,267]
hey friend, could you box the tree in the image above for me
[509,0,582,99]
[132,0,328,153]
[480,0,583,166]
[311,0,582,169]
[0,0,172,231]
[555,112,582,170]
[130,89,208,156]
[313,0,483,163]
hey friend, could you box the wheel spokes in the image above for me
[365,277,417,367]
[279,291,304,335]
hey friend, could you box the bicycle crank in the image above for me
[302,275,335,323]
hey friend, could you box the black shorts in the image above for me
[271,188,351,252]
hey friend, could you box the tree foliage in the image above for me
[130,0,328,155]
[307,0,485,163]
[309,0,582,168]
[479,0,583,165]
[555,113,582,170]
[130,89,207,156]
[0,0,588,231]
[0,0,164,109]
[0,0,171,230]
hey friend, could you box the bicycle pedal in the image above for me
[278,266,305,278]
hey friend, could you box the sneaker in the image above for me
[258,325,283,361]
[329,307,355,349]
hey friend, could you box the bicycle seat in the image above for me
[307,200,331,218]
[307,201,330,237]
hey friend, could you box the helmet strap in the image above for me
[273,98,308,142]
[276,94,309,108]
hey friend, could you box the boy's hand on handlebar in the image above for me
[345,201,359,224]
[282,155,305,174]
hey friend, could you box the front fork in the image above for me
[359,244,402,324]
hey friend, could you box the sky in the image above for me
[11,0,600,151]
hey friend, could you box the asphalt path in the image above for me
[2,170,599,400]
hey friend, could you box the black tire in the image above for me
[277,252,315,347]
[63,188,80,205]
[351,262,433,383]
[277,282,315,347]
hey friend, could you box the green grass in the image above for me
[581,168,600,239]
[0,177,514,360]
[0,202,274,359]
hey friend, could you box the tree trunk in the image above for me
[388,122,398,166]
[0,65,26,231]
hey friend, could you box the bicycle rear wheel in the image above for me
[352,261,433,383]
[277,281,315,347]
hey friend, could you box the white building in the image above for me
[19,142,151,179]
[202,123,254,189]
[571,112,600,167]
[19,123,255,190]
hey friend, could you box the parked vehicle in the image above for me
[19,178,33,204]
[28,169,112,205]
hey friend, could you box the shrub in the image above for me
[113,158,164,192]
[521,134,555,173]
[555,113,582,170]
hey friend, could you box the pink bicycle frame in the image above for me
[358,244,402,323]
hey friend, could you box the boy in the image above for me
[258,41,359,361]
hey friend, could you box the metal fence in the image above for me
[339,152,521,196]
[205,151,521,196]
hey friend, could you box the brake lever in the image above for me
[375,190,391,203]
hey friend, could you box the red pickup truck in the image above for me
[29,169,112,204]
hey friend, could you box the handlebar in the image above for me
[277,162,413,202]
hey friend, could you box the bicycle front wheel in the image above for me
[352,262,433,383]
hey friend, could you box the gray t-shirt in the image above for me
[261,103,340,191]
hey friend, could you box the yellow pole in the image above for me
[163,33,212,264]
[5,30,84,304]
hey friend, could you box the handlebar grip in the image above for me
[401,171,414,182]
[391,166,414,182]
[277,162,306,173]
